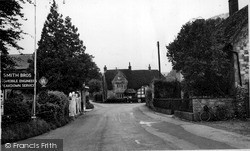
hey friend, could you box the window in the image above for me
[117,84,123,88]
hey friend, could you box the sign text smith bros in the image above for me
[1,72,34,89]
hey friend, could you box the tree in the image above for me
[30,1,100,94]
[88,79,102,94]
[0,0,31,70]
[166,19,231,97]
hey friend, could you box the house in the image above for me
[102,63,164,100]
[9,54,33,71]
[215,0,249,117]
[217,0,249,90]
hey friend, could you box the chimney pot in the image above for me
[128,62,131,70]
[229,0,239,16]
[148,64,151,71]
[104,65,107,72]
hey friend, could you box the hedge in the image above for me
[2,90,72,144]
[153,80,181,98]
[3,94,32,125]
[37,91,70,127]
[153,98,193,113]
[2,119,51,144]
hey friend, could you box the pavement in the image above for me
[2,102,250,150]
[138,105,250,149]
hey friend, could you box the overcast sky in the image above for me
[9,0,249,73]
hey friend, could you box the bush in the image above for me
[107,91,117,99]
[86,102,94,109]
[153,80,181,98]
[1,91,72,144]
[37,91,70,126]
[233,86,249,120]
[3,95,31,125]
[145,87,154,109]
[94,92,103,102]
[2,119,51,144]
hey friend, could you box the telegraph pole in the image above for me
[157,41,161,79]
[32,0,37,119]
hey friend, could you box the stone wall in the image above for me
[192,98,234,121]
[233,25,249,88]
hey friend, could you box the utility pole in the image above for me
[32,0,37,119]
[157,41,161,79]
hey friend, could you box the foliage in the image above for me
[165,70,179,82]
[145,87,154,109]
[88,79,102,94]
[94,92,103,102]
[166,18,231,97]
[37,90,69,126]
[153,79,181,98]
[107,91,117,99]
[3,93,31,125]
[233,85,249,120]
[86,102,94,109]
[2,119,51,144]
[153,98,193,113]
[0,0,31,70]
[28,1,100,94]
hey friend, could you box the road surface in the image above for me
[20,102,250,150]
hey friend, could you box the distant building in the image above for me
[102,63,164,100]
[9,54,33,71]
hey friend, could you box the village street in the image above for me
[18,102,250,151]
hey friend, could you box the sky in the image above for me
[9,0,249,73]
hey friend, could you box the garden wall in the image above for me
[192,98,234,121]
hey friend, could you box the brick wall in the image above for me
[192,98,234,121]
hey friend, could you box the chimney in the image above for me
[128,62,131,70]
[148,64,151,71]
[104,65,107,72]
[229,0,239,16]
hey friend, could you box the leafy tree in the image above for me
[88,79,102,94]
[166,19,231,97]
[29,1,100,94]
[0,0,31,70]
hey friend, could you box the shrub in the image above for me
[94,92,103,102]
[145,87,154,109]
[86,102,94,109]
[3,96,31,125]
[107,91,117,99]
[233,86,249,120]
[2,119,50,144]
[153,80,181,98]
[37,91,70,126]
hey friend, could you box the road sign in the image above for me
[39,76,48,87]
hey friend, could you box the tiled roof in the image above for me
[104,69,164,90]
[9,54,33,70]
[216,5,248,43]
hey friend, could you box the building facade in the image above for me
[103,63,164,100]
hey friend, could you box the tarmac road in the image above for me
[18,102,250,150]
